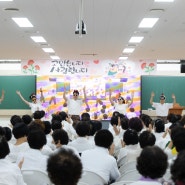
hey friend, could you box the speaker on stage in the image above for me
[180,60,185,73]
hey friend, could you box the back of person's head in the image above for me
[167,113,179,124]
[47,148,82,185]
[110,116,119,126]
[22,114,32,125]
[12,122,29,139]
[123,129,139,145]
[27,129,46,149]
[179,114,185,127]
[129,117,143,132]
[139,130,156,148]
[51,114,62,123]
[0,136,10,159]
[75,121,90,137]
[112,111,120,117]
[3,127,12,141]
[154,119,165,133]
[171,126,185,152]
[89,120,102,136]
[43,121,51,135]
[30,119,45,131]
[120,117,129,130]
[33,110,43,119]
[51,120,62,131]
[171,150,185,184]
[140,114,153,128]
[136,146,168,179]
[52,129,69,145]
[81,112,91,121]
[94,129,113,149]
[0,126,5,136]
[58,111,68,121]
[10,115,23,126]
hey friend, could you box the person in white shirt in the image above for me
[63,86,87,128]
[0,89,5,103]
[109,89,134,115]
[0,135,26,185]
[81,129,120,183]
[150,92,176,123]
[129,146,168,185]
[68,121,94,154]
[16,90,44,114]
[126,107,137,119]
[16,128,48,174]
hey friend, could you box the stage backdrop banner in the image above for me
[21,59,156,76]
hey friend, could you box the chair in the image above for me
[78,170,107,185]
[110,181,135,185]
[21,169,52,185]
[119,161,136,175]
[116,170,140,182]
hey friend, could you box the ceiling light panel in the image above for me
[129,37,144,43]
[31,36,46,43]
[0,0,13,1]
[123,48,135,53]
[50,56,60,60]
[119,57,128,60]
[12,18,33,27]
[42,48,55,53]
[154,0,174,2]
[139,18,159,28]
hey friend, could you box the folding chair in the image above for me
[116,169,140,182]
[119,161,136,175]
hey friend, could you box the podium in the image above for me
[168,103,183,115]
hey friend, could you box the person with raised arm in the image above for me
[16,91,44,114]
[109,89,134,115]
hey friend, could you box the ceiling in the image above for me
[0,0,185,61]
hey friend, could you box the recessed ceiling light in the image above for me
[50,56,60,60]
[119,57,128,60]
[139,18,159,28]
[154,0,174,2]
[0,0,13,1]
[42,48,55,53]
[12,18,33,27]
[31,36,46,43]
[129,36,144,43]
[123,48,135,53]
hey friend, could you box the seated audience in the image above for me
[81,129,120,183]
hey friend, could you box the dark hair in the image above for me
[58,111,68,121]
[110,116,119,126]
[112,111,120,117]
[94,129,113,149]
[89,120,102,136]
[51,114,62,123]
[136,146,168,179]
[22,114,32,125]
[171,150,185,184]
[81,112,91,121]
[27,129,46,149]
[52,129,69,145]
[12,122,29,139]
[120,117,129,130]
[171,126,185,152]
[139,131,156,148]
[154,119,165,133]
[123,129,139,145]
[43,121,51,135]
[76,121,90,137]
[29,93,36,100]
[3,127,12,141]
[51,120,62,131]
[140,114,153,128]
[73,90,79,95]
[0,136,10,159]
[10,115,23,126]
[47,148,82,185]
[33,110,44,119]
[129,117,143,132]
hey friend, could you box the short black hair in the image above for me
[0,136,10,159]
[47,148,82,185]
[94,129,113,149]
[3,127,12,141]
[75,121,90,137]
[52,129,69,145]
[10,115,23,126]
[154,119,165,133]
[171,150,185,184]
[139,130,156,148]
[123,129,139,145]
[81,112,91,121]
[136,146,168,179]
[22,114,32,125]
[51,120,62,131]
[110,116,119,126]
[58,111,68,121]
[120,117,129,130]
[129,117,143,132]
[12,122,29,139]
[43,121,51,135]
[27,129,46,149]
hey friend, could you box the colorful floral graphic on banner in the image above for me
[140,60,155,74]
[22,60,40,74]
